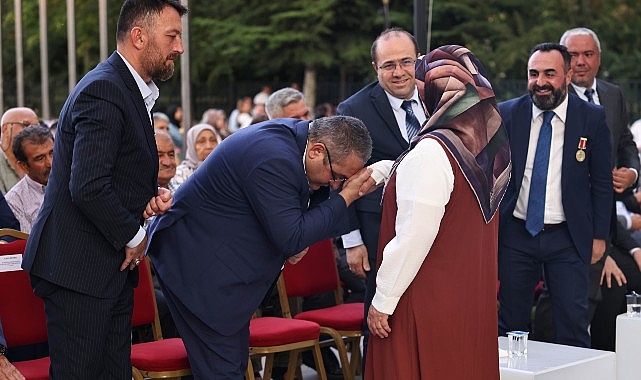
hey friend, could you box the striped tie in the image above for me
[401,100,421,141]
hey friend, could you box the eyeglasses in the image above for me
[324,145,347,183]
[377,58,416,72]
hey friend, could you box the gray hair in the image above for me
[308,116,372,165]
[152,112,170,122]
[265,87,305,119]
[560,27,601,53]
[200,108,224,125]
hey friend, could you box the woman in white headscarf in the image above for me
[170,123,221,190]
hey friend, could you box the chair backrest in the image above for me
[282,239,342,302]
[0,237,48,347]
[131,257,162,340]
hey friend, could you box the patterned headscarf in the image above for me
[405,45,511,223]
[183,123,221,170]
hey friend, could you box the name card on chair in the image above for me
[0,254,23,272]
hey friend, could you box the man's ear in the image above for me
[307,142,326,159]
[131,27,145,49]
[17,160,29,173]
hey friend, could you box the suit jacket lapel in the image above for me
[511,97,534,188]
[562,96,584,185]
[370,84,410,148]
[109,53,158,167]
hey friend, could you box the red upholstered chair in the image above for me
[281,239,363,380]
[248,315,327,380]
[131,257,191,379]
[247,275,328,380]
[0,229,50,380]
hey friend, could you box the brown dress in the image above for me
[365,138,500,380]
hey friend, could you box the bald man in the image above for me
[0,107,39,194]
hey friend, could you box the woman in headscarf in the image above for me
[170,123,221,190]
[365,45,511,379]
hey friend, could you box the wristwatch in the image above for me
[0,343,6,356]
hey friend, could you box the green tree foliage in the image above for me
[2,0,641,112]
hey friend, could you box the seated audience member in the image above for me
[265,87,311,120]
[201,108,232,139]
[0,320,25,380]
[314,102,335,119]
[0,108,40,194]
[153,112,171,134]
[5,125,53,233]
[150,130,179,339]
[591,220,641,350]
[229,96,253,131]
[169,123,221,190]
[155,131,177,194]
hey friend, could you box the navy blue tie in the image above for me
[584,88,595,103]
[401,100,421,141]
[526,111,555,236]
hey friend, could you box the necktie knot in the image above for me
[584,88,595,103]
[401,100,421,141]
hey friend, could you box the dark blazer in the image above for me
[22,52,158,298]
[146,119,352,336]
[337,82,410,260]
[499,93,613,263]
[0,192,19,230]
[569,80,639,171]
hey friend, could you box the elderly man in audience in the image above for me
[265,87,311,120]
[0,108,40,194]
[152,112,171,134]
[5,125,53,233]
[154,131,177,194]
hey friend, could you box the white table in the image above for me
[498,337,616,380]
[616,314,641,380]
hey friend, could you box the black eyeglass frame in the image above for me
[323,144,348,183]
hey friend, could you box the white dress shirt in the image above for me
[513,97,569,224]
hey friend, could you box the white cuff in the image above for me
[126,226,146,248]
[341,229,364,248]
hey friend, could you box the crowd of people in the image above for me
[2,1,641,380]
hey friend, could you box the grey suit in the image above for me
[22,52,158,378]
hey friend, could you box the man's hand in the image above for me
[0,355,25,380]
[613,167,636,193]
[367,305,391,338]
[288,247,309,264]
[143,187,172,219]
[121,235,147,271]
[591,239,606,264]
[601,255,626,288]
[346,245,369,279]
[339,168,373,206]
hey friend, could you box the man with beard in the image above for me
[497,42,612,348]
[5,125,53,233]
[20,1,188,378]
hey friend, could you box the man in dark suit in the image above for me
[533,27,641,344]
[337,27,424,367]
[21,1,188,378]
[498,43,612,348]
[146,116,374,378]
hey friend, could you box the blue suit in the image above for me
[22,52,158,377]
[147,119,352,378]
[498,93,612,347]
[0,192,19,231]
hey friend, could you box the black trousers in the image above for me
[31,275,133,379]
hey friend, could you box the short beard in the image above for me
[529,83,567,110]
